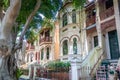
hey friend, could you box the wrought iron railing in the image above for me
[26,45,35,50]
[39,37,52,44]
[78,46,104,79]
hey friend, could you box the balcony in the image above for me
[26,45,35,50]
[30,46,35,49]
[39,37,52,44]
[100,7,114,20]
[86,16,96,27]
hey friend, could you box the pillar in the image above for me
[95,0,103,48]
[43,48,46,61]
[69,42,73,55]
[70,57,81,80]
[113,0,120,52]
[28,65,31,78]
[33,66,37,80]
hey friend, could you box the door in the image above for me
[108,30,120,59]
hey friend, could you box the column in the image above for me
[33,66,37,80]
[50,46,53,60]
[69,41,73,55]
[95,0,103,48]
[70,57,81,80]
[28,65,31,78]
[44,48,46,61]
[60,44,62,61]
[77,41,81,55]
[113,0,120,52]
[68,12,72,24]
[29,54,31,62]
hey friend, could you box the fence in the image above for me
[35,68,70,80]
[78,66,92,80]
[78,64,120,80]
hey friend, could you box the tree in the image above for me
[0,0,62,80]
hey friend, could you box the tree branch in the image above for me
[1,0,21,40]
[19,0,41,42]
[14,0,41,52]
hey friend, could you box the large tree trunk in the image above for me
[0,0,21,80]
[1,0,21,41]
[0,0,40,79]
[0,54,17,80]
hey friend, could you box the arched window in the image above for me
[73,38,77,54]
[72,9,76,23]
[41,49,44,60]
[46,47,49,59]
[63,40,68,55]
[62,13,67,27]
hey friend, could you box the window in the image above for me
[92,8,96,16]
[105,0,113,9]
[63,40,68,55]
[72,9,76,23]
[73,38,77,54]
[94,36,98,47]
[27,54,29,62]
[38,52,40,60]
[63,13,67,27]
[46,47,49,59]
[30,53,33,62]
[41,49,44,60]
[35,53,37,60]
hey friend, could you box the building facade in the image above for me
[58,0,82,61]
[21,0,120,79]
[58,0,120,79]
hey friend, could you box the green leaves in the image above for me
[25,29,38,45]
[16,0,62,44]
[16,68,23,79]
[73,0,86,9]
[38,0,62,19]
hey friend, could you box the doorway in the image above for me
[108,30,120,59]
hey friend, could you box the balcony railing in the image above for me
[39,37,52,44]
[86,16,96,27]
[100,7,114,20]
[78,46,104,78]
[26,45,35,50]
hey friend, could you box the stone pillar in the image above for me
[28,65,31,78]
[44,48,46,61]
[50,45,53,60]
[68,12,72,24]
[33,66,37,80]
[113,0,120,52]
[95,0,103,48]
[69,42,73,55]
[70,57,81,80]
[29,54,31,62]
